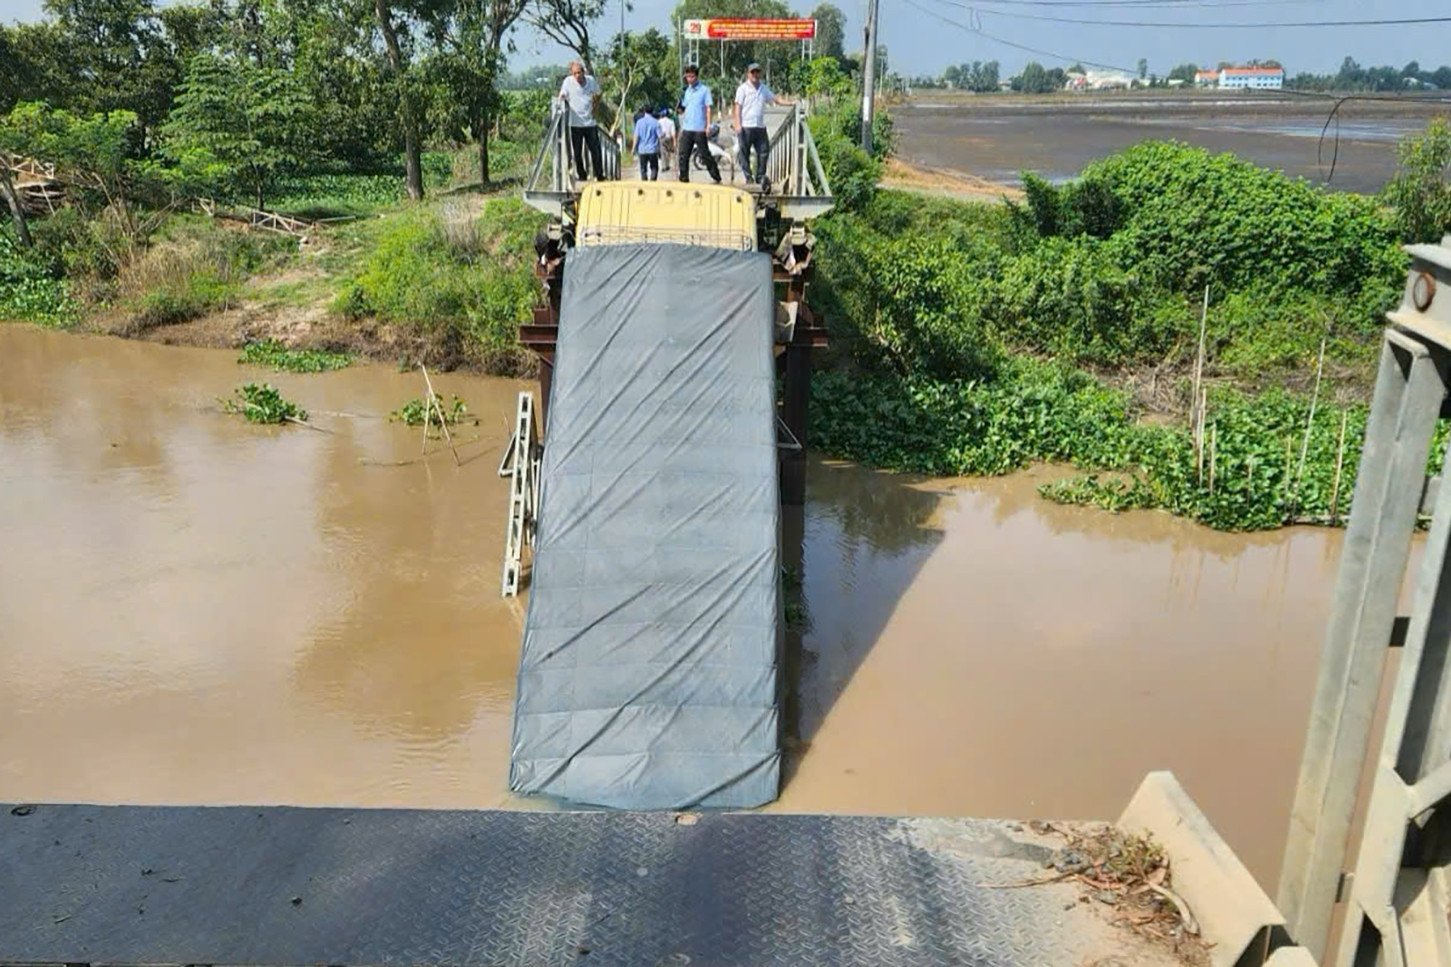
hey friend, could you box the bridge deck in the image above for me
[0,802,1175,967]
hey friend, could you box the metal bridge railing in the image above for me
[524,102,621,216]
[524,100,830,221]
[764,103,833,220]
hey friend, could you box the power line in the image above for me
[954,2,1451,29]
[902,0,1140,73]
[907,0,1451,88]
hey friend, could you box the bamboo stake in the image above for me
[1294,334,1328,502]
[420,384,432,455]
[420,363,461,467]
[1284,437,1294,498]
[1192,284,1209,473]
[1209,421,1217,495]
[1330,409,1349,523]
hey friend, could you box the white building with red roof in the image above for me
[1217,66,1285,90]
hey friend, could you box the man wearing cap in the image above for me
[733,63,790,189]
[677,65,721,184]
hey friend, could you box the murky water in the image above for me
[1,325,1344,888]
[895,96,1451,194]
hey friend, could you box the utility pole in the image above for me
[860,0,880,152]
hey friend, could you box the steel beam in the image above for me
[1278,330,1446,958]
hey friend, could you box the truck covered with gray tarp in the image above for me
[509,243,782,809]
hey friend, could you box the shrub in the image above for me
[813,359,1383,532]
[115,217,290,331]
[0,227,78,326]
[269,172,405,220]
[239,339,352,373]
[990,235,1159,366]
[339,199,543,366]
[1081,141,1404,307]
[1383,118,1451,243]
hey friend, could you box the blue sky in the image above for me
[6,0,1449,76]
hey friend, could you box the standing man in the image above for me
[558,60,604,182]
[677,65,721,184]
[656,109,677,171]
[632,104,661,181]
[734,63,790,189]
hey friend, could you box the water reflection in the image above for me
[1,325,1345,886]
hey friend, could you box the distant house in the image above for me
[1194,70,1219,88]
[1065,70,1134,91]
[1218,66,1284,90]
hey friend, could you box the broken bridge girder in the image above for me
[498,391,541,598]
[1279,239,1451,966]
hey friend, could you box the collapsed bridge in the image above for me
[505,102,832,809]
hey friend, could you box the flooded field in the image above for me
[895,94,1451,194]
[1,324,1347,888]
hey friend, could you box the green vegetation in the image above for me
[391,395,472,427]
[335,197,543,370]
[115,217,293,332]
[239,339,352,373]
[807,136,1431,531]
[1383,118,1451,244]
[815,363,1377,531]
[221,382,308,424]
[0,228,77,325]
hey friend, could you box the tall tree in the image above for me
[1167,62,1198,83]
[526,0,605,74]
[1136,57,1148,81]
[42,0,175,134]
[162,51,317,209]
[809,3,844,60]
[428,0,529,185]
[374,0,425,199]
[1013,61,1054,94]
[598,28,673,136]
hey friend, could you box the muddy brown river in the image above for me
[0,324,1346,889]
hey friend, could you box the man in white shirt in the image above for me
[656,110,677,171]
[558,60,604,181]
[733,63,791,188]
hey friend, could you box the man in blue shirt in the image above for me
[632,106,661,181]
[676,65,721,184]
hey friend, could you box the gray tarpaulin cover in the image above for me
[509,243,781,810]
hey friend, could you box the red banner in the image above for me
[694,18,816,40]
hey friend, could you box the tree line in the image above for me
[0,0,851,222]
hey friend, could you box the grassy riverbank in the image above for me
[1,140,544,373]
[805,120,1448,530]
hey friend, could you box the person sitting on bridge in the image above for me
[633,105,661,181]
[676,65,721,185]
[733,63,790,190]
[558,60,605,182]
[656,109,677,171]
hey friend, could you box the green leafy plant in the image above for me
[239,339,352,373]
[1383,117,1451,243]
[0,228,77,326]
[391,394,472,428]
[221,382,308,424]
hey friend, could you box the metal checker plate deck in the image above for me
[0,804,1105,967]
